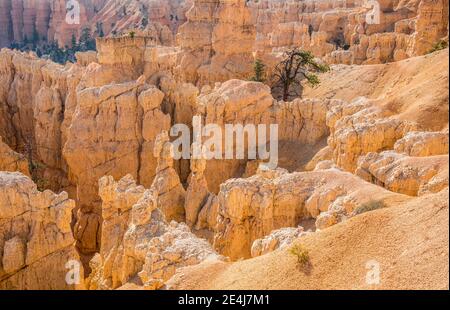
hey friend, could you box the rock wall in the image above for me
[196,79,337,193]
[177,0,256,85]
[0,172,82,289]
[0,0,191,48]
[87,174,222,290]
[356,151,448,196]
[0,136,30,176]
[64,80,171,254]
[175,0,448,81]
[212,165,408,260]
[0,48,83,195]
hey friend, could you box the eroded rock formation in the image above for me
[213,164,408,260]
[0,1,447,290]
[0,0,191,48]
[87,174,222,290]
[356,151,448,196]
[64,81,171,254]
[251,226,307,258]
[0,172,82,289]
[177,0,256,85]
[196,79,337,192]
[0,136,29,176]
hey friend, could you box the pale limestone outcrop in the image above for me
[151,131,186,223]
[95,37,153,82]
[412,0,449,56]
[87,0,190,46]
[356,151,449,196]
[1,0,448,67]
[0,172,82,289]
[197,79,337,193]
[0,49,83,194]
[185,155,209,228]
[0,136,30,176]
[326,97,417,172]
[305,146,333,171]
[195,194,219,232]
[250,226,307,258]
[213,166,407,260]
[75,51,98,67]
[250,0,447,66]
[87,174,222,290]
[177,0,256,85]
[394,131,449,157]
[63,81,170,254]
[93,37,182,85]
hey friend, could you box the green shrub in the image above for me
[428,39,448,54]
[289,243,310,266]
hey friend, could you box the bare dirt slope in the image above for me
[168,189,449,290]
[305,49,449,131]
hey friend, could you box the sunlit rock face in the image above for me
[87,174,222,290]
[0,48,83,195]
[0,0,447,292]
[64,81,171,254]
[0,172,83,290]
[212,165,408,260]
[176,0,256,85]
[0,0,191,48]
[176,0,448,80]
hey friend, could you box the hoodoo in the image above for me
[0,0,448,293]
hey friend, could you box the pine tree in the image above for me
[79,28,95,51]
[271,49,330,101]
[250,59,266,82]
[32,28,39,45]
[97,22,104,38]
[71,33,77,49]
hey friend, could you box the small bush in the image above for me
[353,200,386,216]
[289,243,310,266]
[428,39,448,54]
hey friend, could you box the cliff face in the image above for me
[1,0,447,65]
[177,0,256,84]
[0,0,191,48]
[0,172,82,290]
[0,49,83,196]
[175,0,448,83]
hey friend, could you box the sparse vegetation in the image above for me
[250,59,266,83]
[289,243,310,266]
[353,200,387,216]
[428,39,448,54]
[25,138,49,191]
[129,31,136,39]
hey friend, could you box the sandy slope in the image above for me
[167,189,449,290]
[305,49,449,131]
